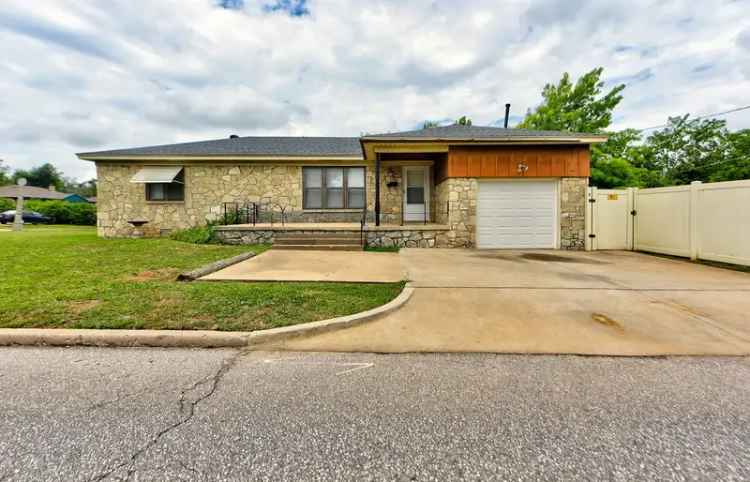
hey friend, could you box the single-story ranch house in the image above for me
[77,125,606,249]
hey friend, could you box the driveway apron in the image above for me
[276,249,750,355]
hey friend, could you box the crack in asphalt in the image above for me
[88,349,244,482]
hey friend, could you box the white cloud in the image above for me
[0,0,749,180]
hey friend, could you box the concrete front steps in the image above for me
[273,232,363,251]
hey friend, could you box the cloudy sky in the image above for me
[1,0,749,181]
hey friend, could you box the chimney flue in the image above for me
[504,103,511,129]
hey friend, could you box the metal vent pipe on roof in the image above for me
[229,134,239,139]
[504,104,511,129]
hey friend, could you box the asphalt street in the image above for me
[1,347,749,481]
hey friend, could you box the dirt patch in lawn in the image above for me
[67,300,101,315]
[128,268,181,282]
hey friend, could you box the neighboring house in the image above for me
[76,125,606,249]
[0,185,93,203]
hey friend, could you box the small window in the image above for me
[146,169,184,201]
[303,167,365,209]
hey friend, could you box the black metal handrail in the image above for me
[221,202,259,226]
[220,200,293,226]
[360,208,367,247]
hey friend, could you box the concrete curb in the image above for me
[0,284,413,349]
[245,284,414,348]
[177,251,256,281]
[0,329,251,348]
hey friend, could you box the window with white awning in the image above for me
[130,166,184,184]
[131,166,185,201]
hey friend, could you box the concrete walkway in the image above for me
[200,250,403,283]
[276,249,750,355]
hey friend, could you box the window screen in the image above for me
[303,167,366,209]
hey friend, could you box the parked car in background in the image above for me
[0,210,51,224]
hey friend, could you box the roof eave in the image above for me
[77,154,365,162]
[360,136,608,144]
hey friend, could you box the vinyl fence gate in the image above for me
[586,179,750,267]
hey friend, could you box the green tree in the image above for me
[519,67,625,133]
[708,129,750,182]
[454,116,472,126]
[422,120,440,129]
[12,163,65,190]
[64,178,97,197]
[644,115,730,185]
[590,130,642,188]
[0,160,10,186]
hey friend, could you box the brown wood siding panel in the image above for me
[467,153,482,177]
[480,154,496,177]
[449,150,468,177]
[578,148,591,176]
[447,146,590,178]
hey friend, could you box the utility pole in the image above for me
[13,177,26,231]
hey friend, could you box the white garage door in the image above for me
[477,180,557,249]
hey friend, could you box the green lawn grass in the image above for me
[0,225,404,331]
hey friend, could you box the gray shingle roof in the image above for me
[77,125,605,160]
[0,185,75,200]
[78,136,363,159]
[362,125,604,140]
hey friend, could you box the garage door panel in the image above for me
[477,181,557,249]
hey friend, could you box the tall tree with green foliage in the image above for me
[715,129,750,182]
[643,115,730,185]
[519,67,625,133]
[12,163,65,190]
[422,120,440,129]
[454,116,472,126]
[0,160,10,186]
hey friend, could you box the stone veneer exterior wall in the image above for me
[96,163,305,237]
[97,161,439,237]
[434,178,477,247]
[559,177,588,250]
[97,162,390,237]
[96,162,586,249]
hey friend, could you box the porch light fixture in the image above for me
[386,167,399,188]
[517,162,529,174]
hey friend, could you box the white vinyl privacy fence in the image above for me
[587,179,750,267]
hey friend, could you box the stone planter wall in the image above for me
[365,229,450,248]
[213,227,452,248]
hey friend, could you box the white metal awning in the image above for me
[130,166,183,184]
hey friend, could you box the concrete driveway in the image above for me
[277,249,750,355]
[200,250,403,283]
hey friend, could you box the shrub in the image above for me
[169,224,216,244]
[24,200,97,225]
[0,198,14,212]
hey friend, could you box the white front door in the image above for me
[477,180,558,249]
[403,166,429,222]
